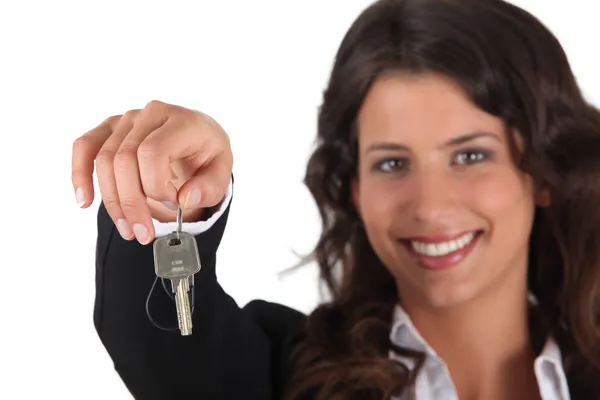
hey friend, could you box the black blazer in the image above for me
[94,192,305,400]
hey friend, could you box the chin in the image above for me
[391,255,486,311]
[418,284,482,309]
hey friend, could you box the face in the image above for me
[353,72,539,311]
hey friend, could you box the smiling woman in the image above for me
[287,0,600,398]
[77,0,600,399]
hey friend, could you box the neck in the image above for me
[410,286,531,363]
[399,269,540,399]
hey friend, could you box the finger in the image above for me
[178,151,233,210]
[130,103,179,205]
[96,112,137,241]
[137,114,225,205]
[114,106,170,245]
[71,118,116,208]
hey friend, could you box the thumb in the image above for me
[177,163,230,210]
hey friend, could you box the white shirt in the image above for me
[152,178,570,400]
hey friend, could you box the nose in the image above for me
[409,168,458,224]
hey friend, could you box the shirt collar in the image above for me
[389,303,571,400]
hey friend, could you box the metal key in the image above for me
[153,206,201,335]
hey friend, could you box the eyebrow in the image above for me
[365,132,501,153]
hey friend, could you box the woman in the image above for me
[72,0,600,398]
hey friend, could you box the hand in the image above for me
[71,100,233,245]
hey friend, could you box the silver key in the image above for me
[153,206,201,335]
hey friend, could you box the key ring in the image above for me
[176,205,183,240]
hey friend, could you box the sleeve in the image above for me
[93,177,274,400]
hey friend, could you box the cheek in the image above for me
[356,180,407,267]
[466,169,535,236]
[357,179,398,229]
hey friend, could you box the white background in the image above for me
[0,1,598,398]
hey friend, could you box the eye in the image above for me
[373,158,408,173]
[453,149,491,166]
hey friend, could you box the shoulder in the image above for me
[243,299,307,342]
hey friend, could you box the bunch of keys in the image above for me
[152,205,201,336]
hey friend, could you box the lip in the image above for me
[400,230,483,271]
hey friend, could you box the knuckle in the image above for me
[114,144,138,162]
[71,168,86,183]
[121,109,139,123]
[72,135,91,152]
[144,100,166,112]
[104,114,123,127]
[178,108,203,126]
[103,197,120,209]
[102,198,122,216]
[113,152,136,171]
[96,148,116,165]
[167,105,202,127]
[120,198,143,214]
[137,139,160,159]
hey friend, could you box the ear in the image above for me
[536,188,551,207]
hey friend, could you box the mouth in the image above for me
[399,230,484,270]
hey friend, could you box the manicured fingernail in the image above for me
[163,201,178,211]
[75,188,85,208]
[184,189,201,209]
[133,223,150,244]
[116,219,134,240]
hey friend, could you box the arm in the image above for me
[93,180,274,400]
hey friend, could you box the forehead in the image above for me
[357,72,504,143]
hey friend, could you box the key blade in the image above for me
[173,278,193,335]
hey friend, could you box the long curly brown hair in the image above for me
[283,0,600,399]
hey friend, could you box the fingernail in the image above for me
[163,201,179,211]
[133,223,150,244]
[184,189,201,209]
[116,219,134,240]
[75,188,85,208]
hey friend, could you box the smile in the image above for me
[410,231,476,257]
[400,230,483,270]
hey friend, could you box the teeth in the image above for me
[411,232,476,257]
